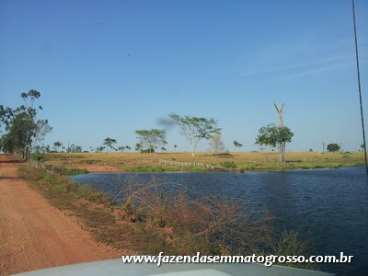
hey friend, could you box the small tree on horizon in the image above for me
[96,146,105,152]
[53,141,62,152]
[67,144,82,153]
[103,137,118,151]
[233,140,243,150]
[327,143,340,152]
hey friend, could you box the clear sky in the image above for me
[1,0,367,152]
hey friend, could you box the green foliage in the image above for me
[221,161,237,169]
[44,164,89,175]
[168,113,221,156]
[103,137,118,151]
[256,124,293,147]
[67,144,82,153]
[135,129,167,153]
[327,143,340,152]
[31,152,45,162]
[53,141,62,152]
[273,231,316,269]
[0,90,51,159]
[233,140,243,148]
[18,165,105,205]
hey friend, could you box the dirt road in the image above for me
[0,155,120,275]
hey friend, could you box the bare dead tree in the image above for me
[274,103,286,162]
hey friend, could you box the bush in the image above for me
[221,161,237,169]
[119,184,273,255]
[31,152,45,161]
[273,231,316,269]
[45,164,88,175]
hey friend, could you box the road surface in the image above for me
[0,155,120,275]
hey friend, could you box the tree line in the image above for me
[1,90,348,162]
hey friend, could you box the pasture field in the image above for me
[42,151,365,173]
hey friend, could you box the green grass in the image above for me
[128,165,210,173]
[44,164,89,175]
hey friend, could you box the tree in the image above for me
[168,113,221,157]
[233,140,243,149]
[255,124,293,162]
[103,137,117,151]
[53,141,62,152]
[135,143,142,152]
[0,90,51,160]
[96,146,105,152]
[327,143,340,152]
[67,144,82,153]
[135,129,167,153]
[209,132,225,154]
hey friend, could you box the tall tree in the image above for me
[135,129,167,153]
[103,137,118,151]
[274,104,288,162]
[168,113,221,157]
[0,90,51,159]
[209,132,225,154]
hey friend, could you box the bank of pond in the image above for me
[72,167,368,276]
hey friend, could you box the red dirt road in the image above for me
[0,155,120,275]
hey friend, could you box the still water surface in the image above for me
[73,167,368,276]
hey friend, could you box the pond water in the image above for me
[72,167,368,276]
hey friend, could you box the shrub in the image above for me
[31,152,45,162]
[221,161,237,169]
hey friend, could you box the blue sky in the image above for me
[1,0,367,151]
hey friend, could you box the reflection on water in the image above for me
[73,167,368,276]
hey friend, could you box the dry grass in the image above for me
[43,151,365,172]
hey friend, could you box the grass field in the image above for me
[42,151,365,173]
